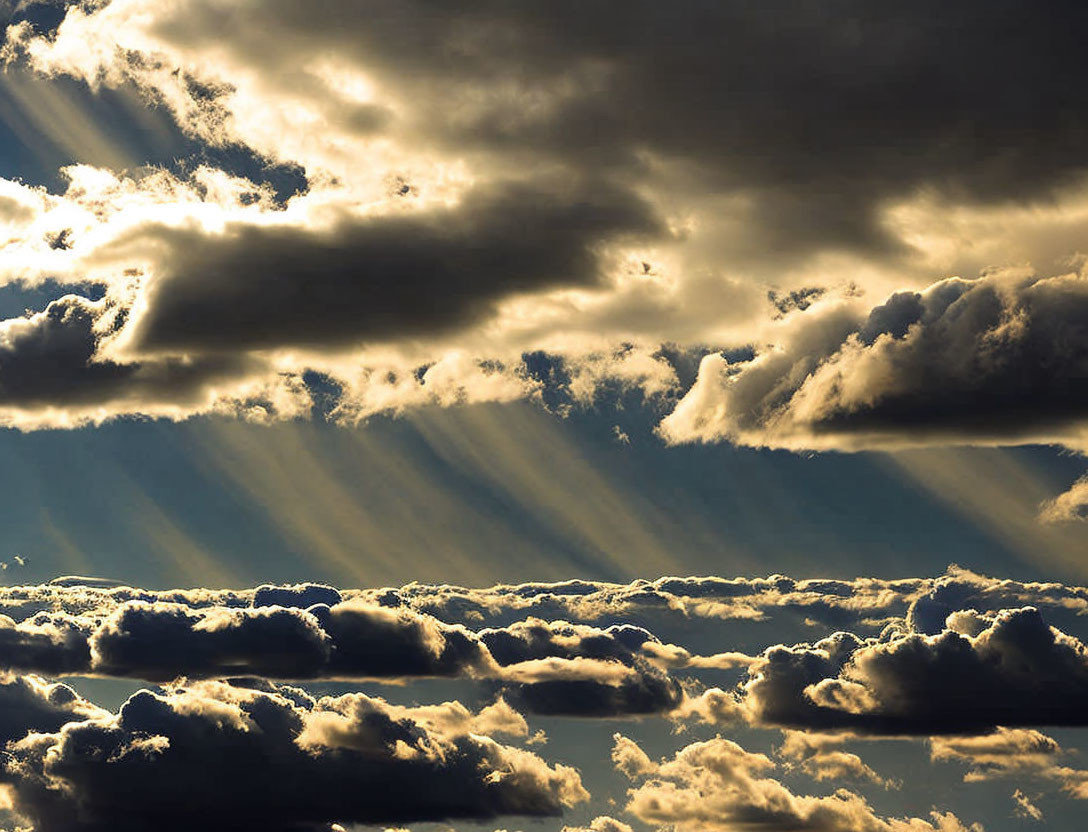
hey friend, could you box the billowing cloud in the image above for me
[18,0,1088,242]
[660,270,1088,452]
[616,734,980,832]
[746,607,1088,733]
[3,680,588,831]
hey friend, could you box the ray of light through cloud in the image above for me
[0,3,1083,831]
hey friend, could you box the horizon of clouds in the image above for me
[0,569,1085,828]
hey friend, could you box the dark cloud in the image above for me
[3,680,587,831]
[252,583,343,609]
[113,1,1088,259]
[742,631,865,729]
[314,599,495,678]
[746,607,1088,734]
[0,294,259,413]
[88,599,493,681]
[479,618,658,666]
[0,611,91,675]
[663,270,1088,449]
[0,673,105,745]
[91,602,333,681]
[115,178,660,353]
[479,618,682,717]
[504,663,682,718]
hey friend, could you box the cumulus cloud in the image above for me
[561,817,634,832]
[1040,476,1088,524]
[0,589,685,717]
[0,673,106,745]
[19,0,1088,237]
[82,597,495,682]
[745,606,1088,733]
[3,680,588,831]
[615,734,980,832]
[660,269,1088,452]
[0,293,292,427]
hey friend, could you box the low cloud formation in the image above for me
[89,598,495,682]
[0,573,1082,827]
[746,607,1088,733]
[661,270,1088,452]
[480,618,682,717]
[3,680,588,831]
[615,734,980,832]
[0,590,685,717]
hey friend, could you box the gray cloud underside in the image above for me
[662,270,1088,450]
[0,572,1087,829]
[0,295,257,407]
[116,178,660,354]
[1,569,1088,731]
[46,0,1088,256]
[746,606,1088,734]
[0,678,586,831]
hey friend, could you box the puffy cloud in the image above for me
[0,612,91,675]
[500,656,682,718]
[1040,476,1088,524]
[88,598,494,681]
[669,687,745,727]
[660,270,1088,452]
[616,734,980,832]
[746,607,1088,733]
[0,590,683,717]
[478,618,683,717]
[0,673,106,745]
[252,583,343,609]
[91,601,334,680]
[3,680,588,831]
[0,294,293,428]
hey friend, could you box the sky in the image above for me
[0,1,1086,830]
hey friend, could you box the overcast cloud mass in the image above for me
[0,1,1086,830]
